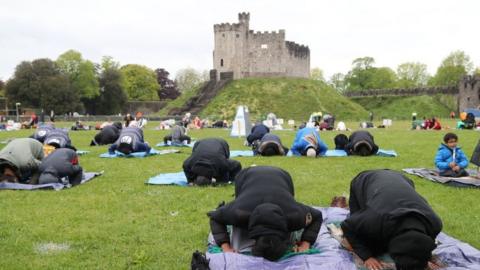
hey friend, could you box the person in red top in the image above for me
[423,118,432,129]
[432,118,441,130]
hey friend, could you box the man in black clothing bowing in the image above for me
[207,166,323,261]
[341,169,443,270]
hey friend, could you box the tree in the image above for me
[56,50,99,99]
[352,57,375,70]
[0,79,4,96]
[6,58,82,114]
[100,56,120,71]
[310,67,325,81]
[155,68,180,100]
[175,68,205,92]
[475,67,480,76]
[344,57,397,91]
[95,67,127,115]
[396,62,430,88]
[328,73,346,93]
[120,64,159,100]
[430,50,474,86]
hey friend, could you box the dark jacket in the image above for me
[346,131,379,156]
[208,166,322,245]
[38,148,83,185]
[254,133,289,156]
[0,138,44,180]
[91,124,122,146]
[341,170,443,261]
[247,124,270,144]
[31,124,55,143]
[44,129,74,150]
[109,127,150,154]
[183,138,239,183]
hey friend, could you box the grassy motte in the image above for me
[200,78,369,121]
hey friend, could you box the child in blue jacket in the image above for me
[291,127,328,157]
[435,133,469,177]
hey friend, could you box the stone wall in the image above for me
[344,76,480,113]
[213,12,310,80]
[344,86,458,97]
[458,75,480,112]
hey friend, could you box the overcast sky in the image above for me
[1,0,479,81]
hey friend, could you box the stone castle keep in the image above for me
[213,12,310,80]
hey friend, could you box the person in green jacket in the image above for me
[0,138,44,183]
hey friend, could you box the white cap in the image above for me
[306,148,316,157]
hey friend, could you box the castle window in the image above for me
[261,44,268,49]
[236,34,239,38]
[220,59,224,67]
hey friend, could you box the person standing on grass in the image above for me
[341,170,443,270]
[207,166,322,261]
[182,138,241,186]
[435,133,469,177]
[290,127,328,157]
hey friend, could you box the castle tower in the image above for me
[213,12,310,80]
[458,75,480,112]
[213,12,250,80]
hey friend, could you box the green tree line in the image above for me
[311,50,480,93]
[3,50,193,114]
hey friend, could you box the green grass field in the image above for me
[1,120,479,269]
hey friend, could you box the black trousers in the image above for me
[439,168,469,177]
[163,134,191,144]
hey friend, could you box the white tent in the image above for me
[230,105,252,137]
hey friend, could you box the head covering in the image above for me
[262,145,279,156]
[389,230,435,269]
[194,175,212,186]
[248,203,288,240]
[306,148,316,157]
[118,142,133,155]
[192,160,215,179]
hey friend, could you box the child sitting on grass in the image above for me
[435,133,469,177]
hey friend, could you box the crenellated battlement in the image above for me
[286,41,310,58]
[249,29,286,40]
[238,12,250,23]
[214,23,243,32]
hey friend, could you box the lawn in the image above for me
[0,119,479,269]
